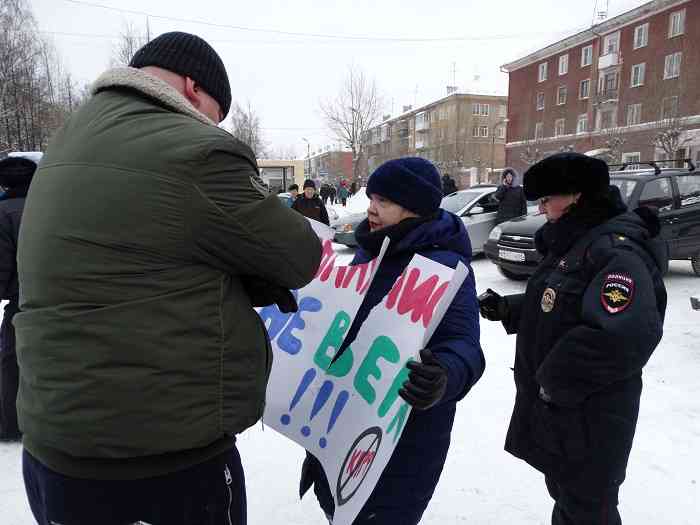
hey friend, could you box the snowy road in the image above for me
[1,250,699,524]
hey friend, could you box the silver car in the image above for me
[440,185,501,254]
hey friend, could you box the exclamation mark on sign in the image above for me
[319,390,350,449]
[280,368,316,426]
[302,380,333,437]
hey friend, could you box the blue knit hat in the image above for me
[366,157,443,216]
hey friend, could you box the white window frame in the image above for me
[579,79,590,99]
[557,86,567,105]
[554,118,566,137]
[581,45,593,67]
[535,122,544,140]
[577,114,588,134]
[536,92,545,111]
[603,31,620,55]
[622,152,641,169]
[480,104,490,116]
[497,126,505,139]
[538,62,548,82]
[630,63,646,87]
[664,52,682,79]
[626,104,642,126]
[661,96,679,120]
[472,126,480,137]
[669,9,685,38]
[634,23,649,49]
[479,126,489,138]
[559,54,569,76]
[499,105,507,117]
[472,103,480,116]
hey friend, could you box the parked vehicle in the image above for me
[334,185,506,254]
[485,160,700,279]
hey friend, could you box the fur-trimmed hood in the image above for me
[91,67,216,127]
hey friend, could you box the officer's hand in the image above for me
[478,288,509,321]
[242,278,298,313]
[399,349,448,411]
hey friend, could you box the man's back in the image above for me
[16,71,321,479]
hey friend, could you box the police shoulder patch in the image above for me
[601,273,635,314]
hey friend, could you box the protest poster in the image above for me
[258,239,468,525]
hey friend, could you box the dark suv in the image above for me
[484,160,700,279]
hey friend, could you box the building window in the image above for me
[634,23,649,49]
[538,62,548,82]
[579,79,590,99]
[559,54,569,76]
[661,96,679,120]
[581,45,593,67]
[472,126,480,137]
[626,104,642,126]
[536,92,545,111]
[669,9,686,38]
[472,103,489,116]
[603,32,619,55]
[577,114,588,134]
[554,118,565,137]
[630,63,646,87]
[676,175,700,208]
[535,122,544,139]
[622,152,641,169]
[664,52,682,79]
[497,126,505,139]
[599,71,619,94]
[480,126,489,137]
[600,109,616,130]
[557,86,567,105]
[499,105,507,117]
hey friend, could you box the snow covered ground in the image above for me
[1,249,699,524]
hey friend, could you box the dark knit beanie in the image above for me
[366,157,442,216]
[0,157,38,188]
[303,179,316,190]
[523,152,609,200]
[129,32,231,118]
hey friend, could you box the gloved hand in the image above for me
[478,288,509,321]
[242,277,298,313]
[399,349,448,411]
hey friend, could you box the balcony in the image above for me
[595,89,619,105]
[415,112,429,132]
[598,52,619,70]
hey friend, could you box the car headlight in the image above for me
[489,226,502,241]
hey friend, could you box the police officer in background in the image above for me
[479,153,667,524]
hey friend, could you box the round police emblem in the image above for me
[541,288,556,313]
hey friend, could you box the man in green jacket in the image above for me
[15,32,321,525]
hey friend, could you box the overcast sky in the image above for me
[32,0,645,157]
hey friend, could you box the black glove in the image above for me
[399,349,448,411]
[478,288,509,321]
[242,277,298,313]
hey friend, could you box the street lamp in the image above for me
[302,137,311,178]
[490,117,509,184]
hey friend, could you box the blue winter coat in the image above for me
[301,210,484,524]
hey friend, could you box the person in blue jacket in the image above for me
[299,157,485,524]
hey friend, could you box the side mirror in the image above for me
[468,206,485,215]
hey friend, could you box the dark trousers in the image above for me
[545,477,621,525]
[23,447,246,525]
[0,309,20,440]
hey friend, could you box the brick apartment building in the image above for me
[305,149,353,185]
[361,91,508,188]
[502,0,700,174]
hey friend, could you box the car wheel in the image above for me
[691,253,700,276]
[498,266,529,281]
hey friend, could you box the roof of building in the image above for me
[501,0,688,72]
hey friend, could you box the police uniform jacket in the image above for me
[502,207,667,490]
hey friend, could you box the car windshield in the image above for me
[440,190,484,214]
[610,178,637,204]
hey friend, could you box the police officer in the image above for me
[479,153,667,525]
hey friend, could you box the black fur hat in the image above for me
[0,156,38,189]
[523,153,609,200]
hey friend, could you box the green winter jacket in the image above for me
[14,68,321,479]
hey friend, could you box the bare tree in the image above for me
[320,66,383,181]
[519,139,544,166]
[110,22,148,67]
[651,116,691,165]
[229,101,267,157]
[598,128,626,165]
